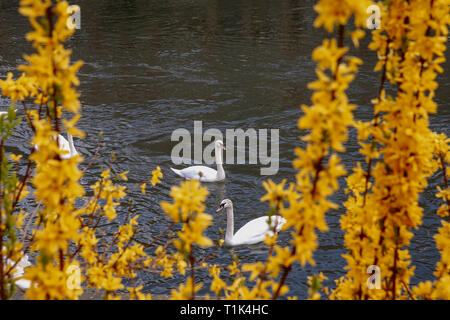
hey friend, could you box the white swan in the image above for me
[171,140,226,182]
[216,199,286,247]
[11,254,31,290]
[3,249,31,290]
[0,109,17,117]
[57,133,78,159]
[34,132,78,159]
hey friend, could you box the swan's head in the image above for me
[216,199,232,213]
[215,140,226,150]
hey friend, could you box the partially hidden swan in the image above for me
[2,248,31,290]
[1,110,77,159]
[10,254,31,290]
[171,140,226,182]
[34,132,78,159]
[0,109,17,116]
[216,199,286,247]
[57,133,78,159]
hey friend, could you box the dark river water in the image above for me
[0,0,449,299]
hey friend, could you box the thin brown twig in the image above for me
[22,203,40,244]
[402,280,416,300]
[81,135,103,176]
[142,221,175,250]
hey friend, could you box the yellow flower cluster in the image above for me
[307,272,328,300]
[413,132,450,299]
[335,0,450,299]
[87,169,127,221]
[151,166,163,186]
[0,73,36,103]
[313,0,372,33]
[78,170,150,299]
[170,277,203,300]
[0,0,153,300]
[14,0,86,299]
[162,180,212,252]
[0,107,30,299]
[149,246,186,278]
[19,0,83,114]
[223,0,370,300]
[140,166,163,194]
[264,0,368,299]
[433,133,450,219]
[162,180,213,299]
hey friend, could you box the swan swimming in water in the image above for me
[1,109,77,159]
[10,254,31,290]
[34,132,78,159]
[57,133,78,159]
[216,199,286,247]
[0,109,17,117]
[171,140,226,182]
[2,249,31,290]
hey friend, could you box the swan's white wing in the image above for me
[4,252,32,290]
[12,257,32,290]
[58,134,72,159]
[15,279,31,290]
[232,216,286,246]
[34,135,73,159]
[18,255,31,268]
[171,166,217,182]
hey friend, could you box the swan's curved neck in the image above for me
[225,206,234,244]
[215,144,223,165]
[67,133,76,156]
[215,145,225,180]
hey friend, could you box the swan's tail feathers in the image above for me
[170,167,183,177]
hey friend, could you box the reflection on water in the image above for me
[0,0,449,298]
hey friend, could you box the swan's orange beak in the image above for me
[222,145,226,150]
